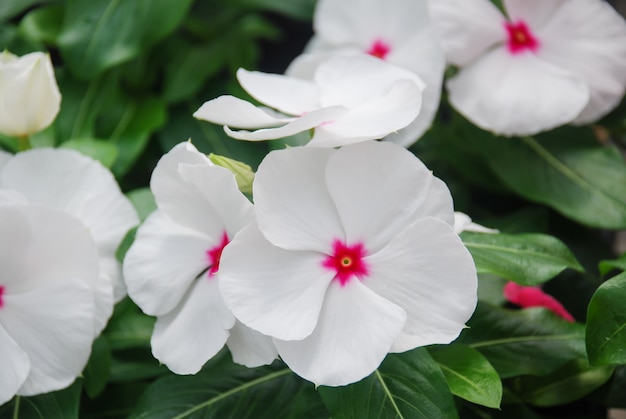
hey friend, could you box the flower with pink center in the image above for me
[285,0,445,147]
[504,282,574,322]
[219,141,478,386]
[123,142,277,375]
[431,0,626,136]
[193,53,424,148]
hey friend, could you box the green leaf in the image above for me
[60,138,118,168]
[319,348,458,419]
[126,188,156,222]
[456,302,586,378]
[130,354,327,418]
[83,335,111,398]
[0,380,82,419]
[18,5,63,45]
[57,0,194,79]
[230,0,315,20]
[115,227,137,264]
[0,0,52,21]
[209,153,255,195]
[105,298,154,351]
[484,131,626,229]
[586,272,626,365]
[599,252,626,276]
[429,345,502,409]
[514,359,614,407]
[461,232,583,285]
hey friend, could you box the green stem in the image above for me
[18,136,31,151]
[12,396,20,419]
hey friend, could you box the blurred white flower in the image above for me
[194,54,423,148]
[431,0,626,136]
[0,51,61,138]
[287,0,445,147]
[123,142,277,374]
[0,204,98,405]
[454,211,498,234]
[219,141,478,386]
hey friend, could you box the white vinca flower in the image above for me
[193,53,423,148]
[431,0,626,136]
[287,0,445,147]
[0,51,61,138]
[0,148,139,334]
[0,204,98,405]
[219,141,478,386]
[123,142,277,374]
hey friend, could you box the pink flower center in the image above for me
[505,20,540,54]
[0,285,4,309]
[322,240,369,286]
[206,232,230,278]
[366,39,391,60]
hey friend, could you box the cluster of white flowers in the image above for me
[1,0,625,403]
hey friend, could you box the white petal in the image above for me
[285,50,338,80]
[219,223,334,341]
[274,279,406,387]
[0,149,12,171]
[0,325,29,405]
[151,277,234,375]
[226,321,278,367]
[430,0,507,66]
[253,146,343,252]
[0,189,27,205]
[364,218,478,351]
[123,210,211,316]
[446,48,589,136]
[237,69,321,115]
[453,212,498,234]
[194,95,293,129]
[309,79,422,147]
[504,0,566,30]
[2,279,94,396]
[534,0,626,123]
[324,141,454,253]
[224,106,347,142]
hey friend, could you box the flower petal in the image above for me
[194,95,293,129]
[454,212,498,234]
[274,279,406,387]
[446,47,589,136]
[430,0,507,66]
[236,68,321,115]
[504,0,565,30]
[363,217,478,351]
[253,146,343,252]
[151,277,234,374]
[0,149,11,171]
[219,223,334,341]
[0,325,29,405]
[226,321,278,367]
[124,210,211,316]
[324,141,454,253]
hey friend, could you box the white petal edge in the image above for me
[226,321,278,368]
[0,325,29,405]
[194,95,294,129]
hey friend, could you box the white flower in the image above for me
[219,141,478,386]
[287,0,445,147]
[0,51,61,138]
[0,148,139,334]
[123,142,277,375]
[0,204,98,405]
[193,54,423,148]
[431,0,626,136]
[454,212,498,234]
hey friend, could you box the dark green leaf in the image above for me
[457,302,586,378]
[599,252,626,276]
[115,227,137,264]
[319,348,458,419]
[83,336,111,398]
[105,298,154,351]
[462,232,584,285]
[60,138,118,168]
[18,5,63,45]
[429,345,502,409]
[126,188,156,222]
[0,0,52,21]
[586,272,626,365]
[0,380,81,419]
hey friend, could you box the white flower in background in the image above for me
[194,54,423,148]
[123,142,277,374]
[0,148,139,334]
[454,212,498,234]
[431,0,626,136]
[219,141,478,386]
[0,204,98,405]
[0,51,61,138]
[287,0,445,147]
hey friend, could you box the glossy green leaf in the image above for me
[515,359,614,407]
[57,0,193,79]
[586,272,626,365]
[83,336,111,398]
[461,232,583,285]
[484,131,626,229]
[105,298,154,351]
[429,345,502,409]
[130,354,327,418]
[0,380,81,419]
[319,348,458,419]
[60,138,118,168]
[456,302,586,378]
[0,0,52,21]
[599,252,626,276]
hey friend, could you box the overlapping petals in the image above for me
[219,141,477,386]
[194,54,423,147]
[431,0,626,136]
[123,142,277,374]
